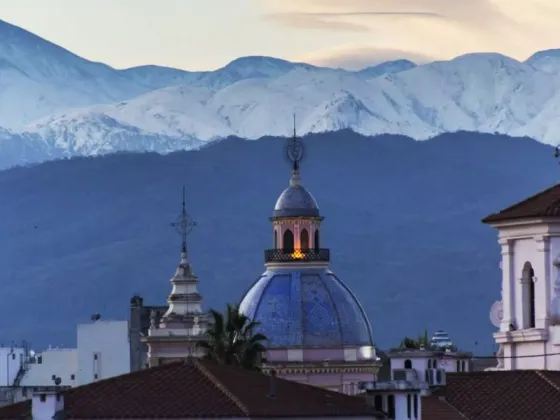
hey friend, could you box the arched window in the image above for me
[461,360,467,372]
[301,228,309,251]
[274,230,278,249]
[373,395,383,411]
[433,359,438,369]
[407,394,412,418]
[413,394,419,418]
[283,230,294,253]
[404,359,412,369]
[387,395,395,419]
[427,360,432,369]
[314,229,320,250]
[522,262,536,329]
[456,360,461,372]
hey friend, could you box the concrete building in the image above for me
[0,320,130,406]
[482,183,560,370]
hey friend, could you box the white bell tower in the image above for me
[483,183,560,370]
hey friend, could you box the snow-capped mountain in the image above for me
[3,18,560,169]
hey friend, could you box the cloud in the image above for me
[259,0,560,67]
[296,46,433,70]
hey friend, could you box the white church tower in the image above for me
[143,188,207,367]
[483,182,560,370]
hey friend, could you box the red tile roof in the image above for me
[423,370,560,420]
[482,183,560,223]
[0,358,382,419]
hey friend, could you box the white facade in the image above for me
[11,320,130,405]
[488,220,560,370]
[389,349,471,386]
[0,346,26,387]
[76,320,130,385]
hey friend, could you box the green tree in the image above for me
[198,303,267,370]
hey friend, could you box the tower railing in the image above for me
[264,248,330,263]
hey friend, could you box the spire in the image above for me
[171,187,197,256]
[286,114,304,186]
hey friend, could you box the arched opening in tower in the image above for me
[522,261,536,329]
[274,230,278,249]
[283,229,294,253]
[314,229,320,251]
[301,228,309,251]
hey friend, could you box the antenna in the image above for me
[171,187,197,254]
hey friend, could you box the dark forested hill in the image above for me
[0,130,557,353]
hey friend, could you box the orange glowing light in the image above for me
[291,249,304,259]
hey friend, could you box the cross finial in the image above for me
[171,187,197,254]
[286,114,304,173]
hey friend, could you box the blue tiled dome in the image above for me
[239,268,373,348]
[273,184,320,218]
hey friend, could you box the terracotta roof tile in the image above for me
[0,359,381,419]
[424,371,560,420]
[421,395,465,420]
[482,183,560,223]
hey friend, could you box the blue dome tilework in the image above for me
[239,269,373,348]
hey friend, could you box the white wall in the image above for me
[0,347,26,386]
[494,225,560,370]
[20,349,77,387]
[76,320,130,386]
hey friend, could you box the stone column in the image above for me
[499,238,515,332]
[534,235,551,329]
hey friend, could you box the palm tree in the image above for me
[198,303,267,370]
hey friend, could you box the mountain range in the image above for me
[1,130,558,353]
[3,19,560,168]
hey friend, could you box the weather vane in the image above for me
[286,113,304,171]
[171,186,197,253]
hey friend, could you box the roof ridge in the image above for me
[535,371,560,394]
[438,396,471,419]
[193,360,250,416]
[482,182,560,223]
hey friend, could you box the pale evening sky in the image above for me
[2,0,560,71]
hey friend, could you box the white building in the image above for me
[482,183,560,370]
[2,320,130,405]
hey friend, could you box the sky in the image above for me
[2,0,560,71]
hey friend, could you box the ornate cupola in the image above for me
[144,188,207,367]
[265,127,330,267]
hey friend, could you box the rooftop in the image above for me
[422,370,560,419]
[482,183,560,224]
[0,358,382,419]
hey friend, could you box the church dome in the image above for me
[239,268,373,349]
[273,183,320,218]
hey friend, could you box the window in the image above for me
[37,356,42,364]
[456,360,461,372]
[414,394,419,418]
[424,370,429,383]
[71,374,75,380]
[11,353,15,360]
[300,228,309,251]
[462,360,467,372]
[374,395,383,411]
[314,229,320,250]
[93,354,98,360]
[274,230,278,249]
[436,370,442,383]
[387,395,395,419]
[407,394,412,418]
[427,360,432,369]
[40,394,46,402]
[283,229,294,253]
[404,359,412,369]
[94,374,98,380]
[433,359,438,369]
[522,262,536,329]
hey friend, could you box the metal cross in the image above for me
[286,114,304,171]
[171,186,197,253]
